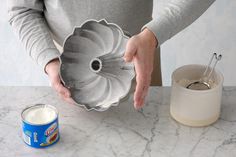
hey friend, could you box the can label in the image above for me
[21,104,59,148]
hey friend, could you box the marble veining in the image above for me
[0,87,236,157]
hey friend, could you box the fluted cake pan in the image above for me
[59,19,135,111]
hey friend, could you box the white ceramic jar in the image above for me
[170,64,224,127]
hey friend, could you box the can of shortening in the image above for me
[21,104,60,148]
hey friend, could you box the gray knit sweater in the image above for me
[7,0,215,70]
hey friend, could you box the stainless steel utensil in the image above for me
[186,53,222,90]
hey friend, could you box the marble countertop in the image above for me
[0,87,236,157]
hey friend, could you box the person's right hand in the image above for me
[45,59,75,104]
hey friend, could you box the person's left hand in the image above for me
[124,28,158,110]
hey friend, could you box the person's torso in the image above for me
[43,0,153,45]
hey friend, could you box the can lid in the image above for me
[21,104,58,125]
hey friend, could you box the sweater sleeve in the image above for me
[143,0,215,47]
[7,0,61,71]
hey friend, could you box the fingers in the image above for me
[59,95,76,105]
[54,82,75,105]
[54,82,76,105]
[134,75,150,110]
[124,37,137,62]
[50,74,71,100]
[46,59,74,105]
[54,83,71,98]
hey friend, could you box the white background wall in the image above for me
[0,0,48,86]
[0,0,235,86]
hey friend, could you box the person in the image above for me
[8,0,215,109]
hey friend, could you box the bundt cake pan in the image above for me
[59,19,135,111]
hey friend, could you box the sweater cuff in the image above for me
[37,48,61,73]
[142,17,172,47]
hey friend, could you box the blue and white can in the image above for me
[21,104,60,148]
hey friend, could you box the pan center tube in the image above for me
[90,58,102,73]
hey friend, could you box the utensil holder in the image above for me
[170,64,224,127]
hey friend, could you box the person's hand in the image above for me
[45,59,75,104]
[124,28,158,110]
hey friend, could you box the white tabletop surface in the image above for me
[0,87,236,157]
